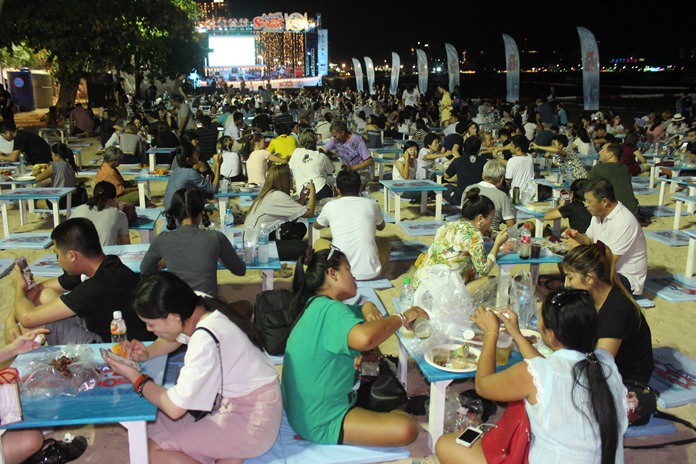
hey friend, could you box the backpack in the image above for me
[253,289,295,355]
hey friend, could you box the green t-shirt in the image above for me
[588,162,639,214]
[281,296,364,444]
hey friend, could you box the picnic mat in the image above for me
[649,346,696,408]
[635,296,656,309]
[643,274,696,302]
[389,239,429,261]
[0,258,13,278]
[645,230,692,247]
[640,206,690,217]
[399,220,444,236]
[633,187,659,195]
[624,415,676,437]
[247,412,410,464]
[0,232,52,249]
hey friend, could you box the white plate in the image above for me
[424,344,481,373]
[13,175,35,181]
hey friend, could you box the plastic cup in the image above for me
[220,179,229,193]
[531,242,542,259]
[243,241,256,264]
[495,331,513,366]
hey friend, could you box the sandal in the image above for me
[24,436,88,464]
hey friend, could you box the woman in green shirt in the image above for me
[282,247,427,446]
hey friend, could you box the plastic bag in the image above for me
[20,345,102,398]
[413,264,474,334]
[510,270,537,328]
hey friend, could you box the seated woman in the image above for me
[245,133,287,186]
[620,131,650,175]
[416,133,451,179]
[219,135,246,182]
[33,143,81,209]
[95,146,142,205]
[543,178,592,235]
[289,129,335,201]
[106,122,145,165]
[563,243,654,383]
[436,289,628,463]
[244,164,315,261]
[141,188,245,298]
[39,105,65,127]
[163,142,220,209]
[153,121,179,150]
[105,272,282,463]
[282,248,426,446]
[414,188,509,287]
[72,181,130,246]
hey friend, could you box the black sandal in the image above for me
[24,436,88,464]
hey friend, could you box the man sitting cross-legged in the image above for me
[7,218,154,345]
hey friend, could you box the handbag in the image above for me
[481,400,531,464]
[356,358,408,413]
[625,380,658,426]
[187,327,224,422]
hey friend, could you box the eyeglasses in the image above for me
[550,288,589,307]
[327,244,341,261]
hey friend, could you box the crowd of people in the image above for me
[1,78,694,463]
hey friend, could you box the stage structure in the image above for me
[197,12,328,89]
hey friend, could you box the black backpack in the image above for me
[253,289,295,355]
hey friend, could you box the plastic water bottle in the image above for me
[519,224,532,259]
[110,311,127,344]
[18,153,27,175]
[257,224,269,264]
[399,277,414,311]
[565,164,572,185]
[224,208,235,229]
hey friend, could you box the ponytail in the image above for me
[572,355,620,464]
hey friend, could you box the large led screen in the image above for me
[208,36,256,67]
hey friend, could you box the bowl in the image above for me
[239,187,254,193]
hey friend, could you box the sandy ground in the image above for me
[1,113,694,462]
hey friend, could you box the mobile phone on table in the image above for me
[456,427,483,447]
[15,257,36,290]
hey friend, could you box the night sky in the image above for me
[226,0,695,65]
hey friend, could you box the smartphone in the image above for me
[560,189,570,201]
[99,348,142,372]
[15,257,36,290]
[455,427,483,447]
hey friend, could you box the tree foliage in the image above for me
[0,0,205,107]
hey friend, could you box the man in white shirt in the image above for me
[464,160,516,234]
[402,85,420,109]
[314,170,385,280]
[223,111,244,142]
[564,177,648,295]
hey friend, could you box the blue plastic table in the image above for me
[390,297,522,452]
[657,176,696,211]
[497,244,563,290]
[380,179,447,223]
[215,189,260,218]
[1,343,166,464]
[133,174,169,209]
[513,204,561,238]
[130,207,163,243]
[0,187,75,237]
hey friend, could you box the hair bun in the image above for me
[465,187,481,201]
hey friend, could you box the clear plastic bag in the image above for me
[20,345,102,398]
[413,264,474,335]
[510,270,537,328]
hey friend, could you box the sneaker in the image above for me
[24,436,88,464]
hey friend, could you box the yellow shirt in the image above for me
[267,135,298,160]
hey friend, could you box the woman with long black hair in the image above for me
[106,272,281,463]
[436,288,628,464]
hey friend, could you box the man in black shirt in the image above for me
[8,218,154,345]
[196,115,219,162]
[0,121,51,164]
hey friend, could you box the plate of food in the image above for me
[13,175,36,181]
[149,169,170,176]
[424,343,480,373]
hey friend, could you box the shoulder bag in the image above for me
[187,327,224,422]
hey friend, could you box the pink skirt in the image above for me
[149,380,282,463]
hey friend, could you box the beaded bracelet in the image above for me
[134,374,153,397]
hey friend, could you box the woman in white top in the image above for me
[392,141,418,181]
[436,288,628,464]
[289,129,335,201]
[416,133,451,179]
[244,133,287,185]
[106,272,282,464]
[72,181,130,246]
[218,136,245,182]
